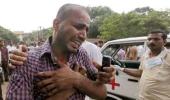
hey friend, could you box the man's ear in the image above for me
[164,40,167,45]
[53,18,60,31]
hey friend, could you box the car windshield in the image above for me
[102,43,146,61]
[102,45,119,57]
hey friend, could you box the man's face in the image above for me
[53,9,90,53]
[147,33,165,51]
[0,40,4,47]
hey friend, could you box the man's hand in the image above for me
[46,89,75,100]
[9,47,28,69]
[35,61,83,96]
[113,65,124,71]
[97,66,115,84]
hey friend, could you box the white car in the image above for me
[102,35,170,100]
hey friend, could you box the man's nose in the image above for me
[150,39,155,43]
[78,30,86,39]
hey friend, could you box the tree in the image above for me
[87,6,112,38]
[23,27,53,45]
[0,26,19,43]
[99,7,170,40]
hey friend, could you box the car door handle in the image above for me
[128,78,138,82]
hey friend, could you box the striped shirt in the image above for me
[6,37,97,100]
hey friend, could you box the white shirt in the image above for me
[7,45,17,52]
[81,41,103,66]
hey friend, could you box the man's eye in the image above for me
[74,24,84,30]
[154,38,159,41]
[147,38,151,41]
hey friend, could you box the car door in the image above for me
[102,43,144,100]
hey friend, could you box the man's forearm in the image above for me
[123,68,142,78]
[74,75,107,99]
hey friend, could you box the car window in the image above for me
[102,45,119,57]
[115,44,145,61]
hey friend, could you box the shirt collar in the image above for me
[145,47,168,59]
[38,36,80,65]
[38,36,55,62]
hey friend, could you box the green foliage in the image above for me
[87,6,112,38]
[0,26,19,42]
[100,7,170,40]
[23,27,53,44]
[23,6,170,42]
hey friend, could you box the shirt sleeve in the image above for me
[91,46,103,66]
[6,62,33,99]
[77,48,98,80]
[139,56,145,70]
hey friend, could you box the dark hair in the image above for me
[149,29,167,40]
[56,3,87,21]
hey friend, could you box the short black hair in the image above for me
[56,3,87,21]
[149,29,167,40]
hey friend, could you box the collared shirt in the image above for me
[138,48,170,100]
[6,37,97,100]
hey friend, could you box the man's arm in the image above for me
[36,60,113,99]
[9,48,114,99]
[114,63,143,78]
[6,62,33,99]
[8,48,28,69]
[74,73,107,99]
[122,68,143,78]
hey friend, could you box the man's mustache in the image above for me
[148,43,156,46]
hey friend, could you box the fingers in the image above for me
[97,67,115,83]
[35,71,55,78]
[40,82,58,93]
[9,54,27,62]
[37,77,54,88]
[9,58,24,66]
[8,63,16,69]
[72,62,80,72]
[47,88,59,97]
[56,60,68,68]
[11,50,28,57]
[102,67,114,73]
[98,72,113,83]
[103,67,115,77]
[9,50,27,66]
[79,67,87,76]
[20,45,28,52]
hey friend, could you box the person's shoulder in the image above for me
[82,41,100,51]
[27,47,42,61]
[78,46,88,55]
[165,49,170,57]
[82,41,98,47]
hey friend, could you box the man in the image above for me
[98,40,104,48]
[117,30,170,100]
[125,46,138,60]
[0,39,9,82]
[7,4,114,100]
[117,48,125,60]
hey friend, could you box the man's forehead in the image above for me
[148,33,163,39]
[70,12,90,25]
[148,33,162,36]
[74,19,90,26]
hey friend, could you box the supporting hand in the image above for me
[35,61,83,97]
[9,46,28,69]
[97,67,115,84]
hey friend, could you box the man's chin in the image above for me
[71,49,78,54]
[69,47,79,53]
